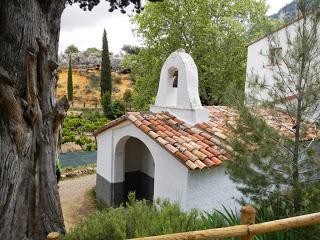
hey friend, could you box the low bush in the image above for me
[62,193,207,240]
[62,193,320,240]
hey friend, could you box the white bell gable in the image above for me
[150,49,209,125]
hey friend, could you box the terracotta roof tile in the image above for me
[157,137,169,146]
[192,149,207,160]
[199,148,214,158]
[182,142,195,152]
[178,129,189,136]
[140,125,151,133]
[174,151,189,162]
[184,150,199,162]
[195,160,207,170]
[165,144,178,154]
[128,114,138,122]
[168,119,178,125]
[200,132,212,140]
[196,141,209,149]
[142,120,151,126]
[149,119,158,126]
[180,135,192,143]
[165,136,177,145]
[189,142,201,150]
[171,129,182,137]
[156,125,167,132]
[172,136,185,145]
[149,131,159,139]
[212,157,222,165]
[173,143,187,152]
[96,106,318,171]
[203,158,215,168]
[157,131,166,138]
[185,160,198,170]
[164,130,175,138]
[193,134,205,141]
[135,120,143,127]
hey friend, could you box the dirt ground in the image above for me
[59,174,96,231]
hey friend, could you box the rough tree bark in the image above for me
[0,1,68,239]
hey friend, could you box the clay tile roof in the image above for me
[95,106,319,171]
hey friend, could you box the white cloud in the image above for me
[266,0,292,15]
[59,1,140,54]
[59,0,292,54]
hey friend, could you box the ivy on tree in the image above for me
[0,1,161,239]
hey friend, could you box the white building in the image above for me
[95,50,299,212]
[94,50,243,212]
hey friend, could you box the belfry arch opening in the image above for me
[114,137,155,204]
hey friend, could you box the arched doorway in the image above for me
[114,136,155,205]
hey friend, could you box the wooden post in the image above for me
[240,205,256,240]
[47,232,60,240]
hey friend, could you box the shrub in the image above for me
[62,193,206,240]
[105,100,125,120]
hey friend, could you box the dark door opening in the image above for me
[123,137,155,202]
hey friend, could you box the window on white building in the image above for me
[268,47,282,66]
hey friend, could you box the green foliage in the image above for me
[121,44,141,55]
[62,193,206,240]
[62,111,108,149]
[62,192,320,240]
[101,91,112,117]
[130,0,277,110]
[62,208,127,240]
[105,100,125,120]
[123,89,133,110]
[75,136,94,151]
[253,196,320,240]
[65,44,80,56]
[84,47,101,55]
[226,0,320,215]
[67,57,73,101]
[100,29,112,100]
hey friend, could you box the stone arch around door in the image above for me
[112,135,155,206]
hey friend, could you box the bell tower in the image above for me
[150,49,209,125]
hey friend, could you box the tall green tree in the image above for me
[64,44,80,56]
[100,29,112,114]
[67,56,73,101]
[226,0,320,217]
[130,0,276,110]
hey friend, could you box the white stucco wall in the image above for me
[246,22,297,102]
[246,18,320,106]
[187,166,242,212]
[96,121,189,209]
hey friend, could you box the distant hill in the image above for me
[56,69,133,109]
[270,0,316,22]
[270,1,297,21]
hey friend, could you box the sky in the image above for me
[59,0,292,54]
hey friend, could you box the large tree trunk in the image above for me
[0,1,68,239]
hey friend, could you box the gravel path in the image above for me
[59,174,96,230]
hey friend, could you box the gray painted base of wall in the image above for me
[96,173,124,207]
[96,172,154,207]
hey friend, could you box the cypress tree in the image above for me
[100,29,112,109]
[67,56,73,101]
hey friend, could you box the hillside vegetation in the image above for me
[56,69,133,108]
